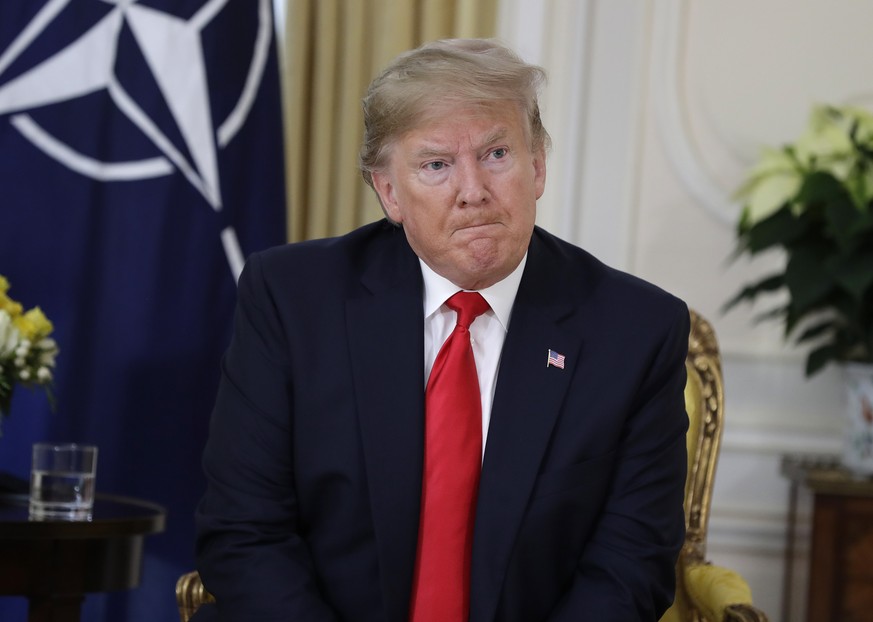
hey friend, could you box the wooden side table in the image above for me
[781,455,873,622]
[0,492,166,622]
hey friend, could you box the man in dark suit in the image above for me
[194,39,689,622]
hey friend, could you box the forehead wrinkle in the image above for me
[480,127,509,148]
[412,144,453,160]
[410,125,511,161]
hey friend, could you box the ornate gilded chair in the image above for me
[177,568,213,622]
[658,310,768,622]
[177,310,769,622]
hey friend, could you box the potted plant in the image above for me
[726,105,873,473]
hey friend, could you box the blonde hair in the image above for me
[359,38,550,188]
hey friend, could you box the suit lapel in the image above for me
[346,229,424,622]
[470,231,587,622]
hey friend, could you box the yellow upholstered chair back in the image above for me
[659,310,767,622]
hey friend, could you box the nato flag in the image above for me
[0,0,286,619]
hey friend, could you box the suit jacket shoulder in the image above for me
[252,219,419,300]
[526,226,686,325]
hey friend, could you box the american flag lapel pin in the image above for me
[546,349,565,369]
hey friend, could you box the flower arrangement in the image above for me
[726,105,873,376]
[0,275,58,434]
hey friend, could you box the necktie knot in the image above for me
[446,291,489,330]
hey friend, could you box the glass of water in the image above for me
[29,443,98,521]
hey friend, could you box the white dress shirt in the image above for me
[420,255,527,457]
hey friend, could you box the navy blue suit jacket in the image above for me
[194,220,689,622]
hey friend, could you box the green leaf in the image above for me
[806,344,838,376]
[823,189,865,249]
[753,305,788,324]
[834,248,873,300]
[844,167,873,210]
[784,245,835,313]
[795,170,846,205]
[784,303,830,337]
[722,273,785,312]
[849,118,873,161]
[741,206,806,253]
[795,320,836,344]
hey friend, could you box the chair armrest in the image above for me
[685,563,769,622]
[724,603,772,622]
[176,570,215,622]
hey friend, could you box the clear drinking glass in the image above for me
[29,443,98,521]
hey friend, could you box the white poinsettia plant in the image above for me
[726,105,873,376]
[0,275,58,434]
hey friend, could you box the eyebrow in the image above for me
[411,127,510,161]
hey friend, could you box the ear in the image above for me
[532,146,547,200]
[371,170,403,223]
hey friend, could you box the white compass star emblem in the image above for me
[0,0,275,279]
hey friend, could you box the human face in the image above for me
[371,102,546,290]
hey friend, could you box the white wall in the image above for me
[498,1,873,619]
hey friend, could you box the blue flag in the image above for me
[0,1,286,620]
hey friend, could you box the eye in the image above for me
[423,161,446,171]
[490,148,508,160]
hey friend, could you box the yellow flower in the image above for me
[0,295,22,318]
[0,275,23,318]
[13,307,54,341]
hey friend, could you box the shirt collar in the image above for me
[420,254,527,332]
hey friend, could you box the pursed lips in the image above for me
[453,222,502,235]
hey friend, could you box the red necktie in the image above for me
[410,291,490,622]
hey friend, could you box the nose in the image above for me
[455,161,489,206]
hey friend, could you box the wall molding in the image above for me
[720,421,842,456]
[574,0,648,271]
[548,1,594,242]
[707,509,806,556]
[651,0,737,225]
